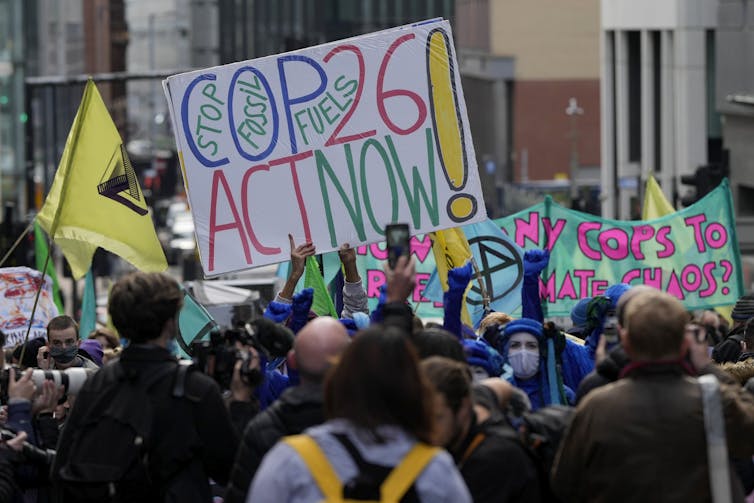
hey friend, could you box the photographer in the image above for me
[193,320,294,434]
[51,272,238,502]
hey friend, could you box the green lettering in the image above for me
[359,139,398,233]
[236,120,259,149]
[307,107,325,136]
[294,109,310,145]
[201,83,225,105]
[334,76,358,98]
[327,91,353,112]
[315,147,366,247]
[386,129,439,228]
[318,96,340,125]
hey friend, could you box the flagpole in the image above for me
[18,245,53,367]
[469,257,490,314]
[0,221,33,268]
[542,196,552,320]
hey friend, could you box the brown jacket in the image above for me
[551,362,754,502]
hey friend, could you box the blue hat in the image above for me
[463,339,503,377]
[605,283,632,309]
[503,318,544,341]
[570,297,592,327]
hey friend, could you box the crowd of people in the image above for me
[1,240,754,502]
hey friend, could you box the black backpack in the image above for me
[58,360,190,502]
[516,405,575,502]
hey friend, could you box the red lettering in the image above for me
[241,164,281,255]
[208,170,252,272]
[323,45,376,145]
[270,151,314,243]
[376,33,427,135]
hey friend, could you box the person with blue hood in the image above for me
[500,318,574,410]
[520,249,595,390]
[582,282,633,360]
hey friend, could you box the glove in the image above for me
[463,339,504,378]
[524,249,550,277]
[290,288,314,333]
[263,301,292,324]
[448,261,473,293]
[543,321,566,359]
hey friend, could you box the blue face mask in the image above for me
[50,346,78,364]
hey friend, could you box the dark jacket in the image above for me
[552,362,754,502]
[51,344,238,502]
[224,382,325,503]
[575,346,631,403]
[452,413,542,503]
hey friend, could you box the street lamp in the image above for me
[565,97,584,207]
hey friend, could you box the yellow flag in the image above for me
[642,175,675,220]
[37,80,167,279]
[430,228,473,326]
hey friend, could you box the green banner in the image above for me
[495,179,743,316]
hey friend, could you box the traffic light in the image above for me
[679,163,728,207]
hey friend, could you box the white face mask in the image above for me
[508,349,540,379]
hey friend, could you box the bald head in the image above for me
[293,317,350,384]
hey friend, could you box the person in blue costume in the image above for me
[500,318,574,410]
[520,249,595,391]
[582,283,633,360]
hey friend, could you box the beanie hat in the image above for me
[605,283,632,309]
[570,297,592,327]
[503,318,544,341]
[79,339,103,367]
[463,338,504,377]
[732,294,754,321]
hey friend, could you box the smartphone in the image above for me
[385,223,410,268]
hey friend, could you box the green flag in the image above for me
[495,179,743,315]
[78,268,96,338]
[304,256,337,317]
[34,220,64,313]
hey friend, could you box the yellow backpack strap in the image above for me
[283,435,342,500]
[380,443,439,502]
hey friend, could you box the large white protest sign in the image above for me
[164,18,485,276]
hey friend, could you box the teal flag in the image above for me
[424,219,525,327]
[177,288,216,359]
[495,179,743,316]
[78,268,97,338]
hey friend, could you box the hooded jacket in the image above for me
[225,383,325,503]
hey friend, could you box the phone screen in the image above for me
[385,223,410,268]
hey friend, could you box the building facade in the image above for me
[455,0,602,216]
[716,0,754,253]
[600,0,720,219]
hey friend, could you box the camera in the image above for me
[0,367,95,403]
[190,317,294,391]
[0,428,55,466]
